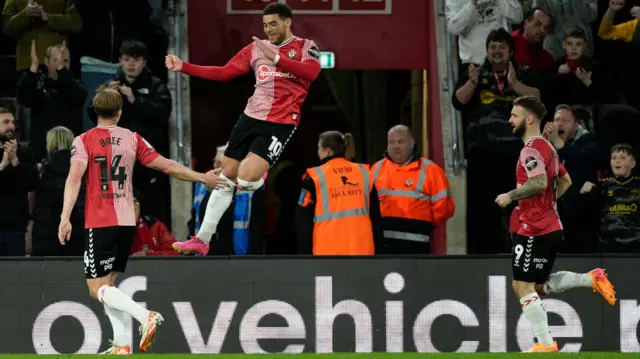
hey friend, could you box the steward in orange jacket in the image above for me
[371,125,456,254]
[296,131,383,255]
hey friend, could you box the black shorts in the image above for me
[225,113,297,167]
[84,226,136,279]
[511,230,563,284]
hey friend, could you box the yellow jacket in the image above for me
[598,16,637,43]
[2,0,82,70]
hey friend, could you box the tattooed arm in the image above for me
[508,174,548,201]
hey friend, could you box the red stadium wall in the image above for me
[187,0,429,70]
[187,0,447,254]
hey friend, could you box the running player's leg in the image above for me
[84,227,139,354]
[100,271,129,354]
[534,232,616,305]
[511,234,556,352]
[112,226,163,352]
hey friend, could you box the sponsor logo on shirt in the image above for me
[257,65,297,82]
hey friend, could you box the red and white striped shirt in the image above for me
[181,36,321,126]
[71,126,159,228]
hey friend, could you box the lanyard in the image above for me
[492,69,506,96]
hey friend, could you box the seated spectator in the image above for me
[552,27,603,108]
[31,126,84,256]
[544,105,600,253]
[130,196,178,257]
[194,144,266,256]
[589,144,640,253]
[446,0,523,68]
[2,0,82,72]
[536,0,597,61]
[17,40,86,162]
[0,108,38,256]
[453,28,539,254]
[90,40,172,224]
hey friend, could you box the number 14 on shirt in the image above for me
[94,155,128,190]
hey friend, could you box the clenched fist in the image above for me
[165,55,183,72]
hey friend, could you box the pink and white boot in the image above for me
[172,236,210,255]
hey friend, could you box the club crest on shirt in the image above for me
[525,156,537,171]
[405,179,413,187]
[288,50,296,59]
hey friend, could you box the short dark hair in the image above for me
[263,2,292,19]
[571,104,592,123]
[0,107,12,115]
[486,28,514,52]
[611,143,637,161]
[120,40,148,59]
[564,27,586,41]
[514,96,547,121]
[526,7,551,21]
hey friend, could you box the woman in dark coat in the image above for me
[31,126,85,256]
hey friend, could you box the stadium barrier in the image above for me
[2,255,639,354]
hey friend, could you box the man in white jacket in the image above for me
[446,0,524,68]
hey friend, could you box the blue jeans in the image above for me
[0,230,25,256]
[80,58,119,131]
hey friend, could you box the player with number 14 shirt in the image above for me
[58,88,224,354]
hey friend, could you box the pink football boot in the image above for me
[172,236,210,255]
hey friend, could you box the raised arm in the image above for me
[166,45,253,82]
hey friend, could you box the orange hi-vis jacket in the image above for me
[304,157,375,255]
[371,155,455,244]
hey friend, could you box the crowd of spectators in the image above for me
[0,0,637,257]
[447,0,640,254]
[0,0,171,256]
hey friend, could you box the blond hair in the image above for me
[93,86,122,118]
[46,126,74,154]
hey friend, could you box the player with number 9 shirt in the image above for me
[166,2,321,255]
[58,87,225,354]
[495,96,616,353]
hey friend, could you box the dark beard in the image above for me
[0,131,14,142]
[513,123,526,139]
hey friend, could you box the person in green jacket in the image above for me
[2,0,82,71]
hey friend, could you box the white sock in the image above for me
[520,292,554,346]
[196,176,235,243]
[543,271,592,295]
[104,304,127,347]
[98,285,149,325]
